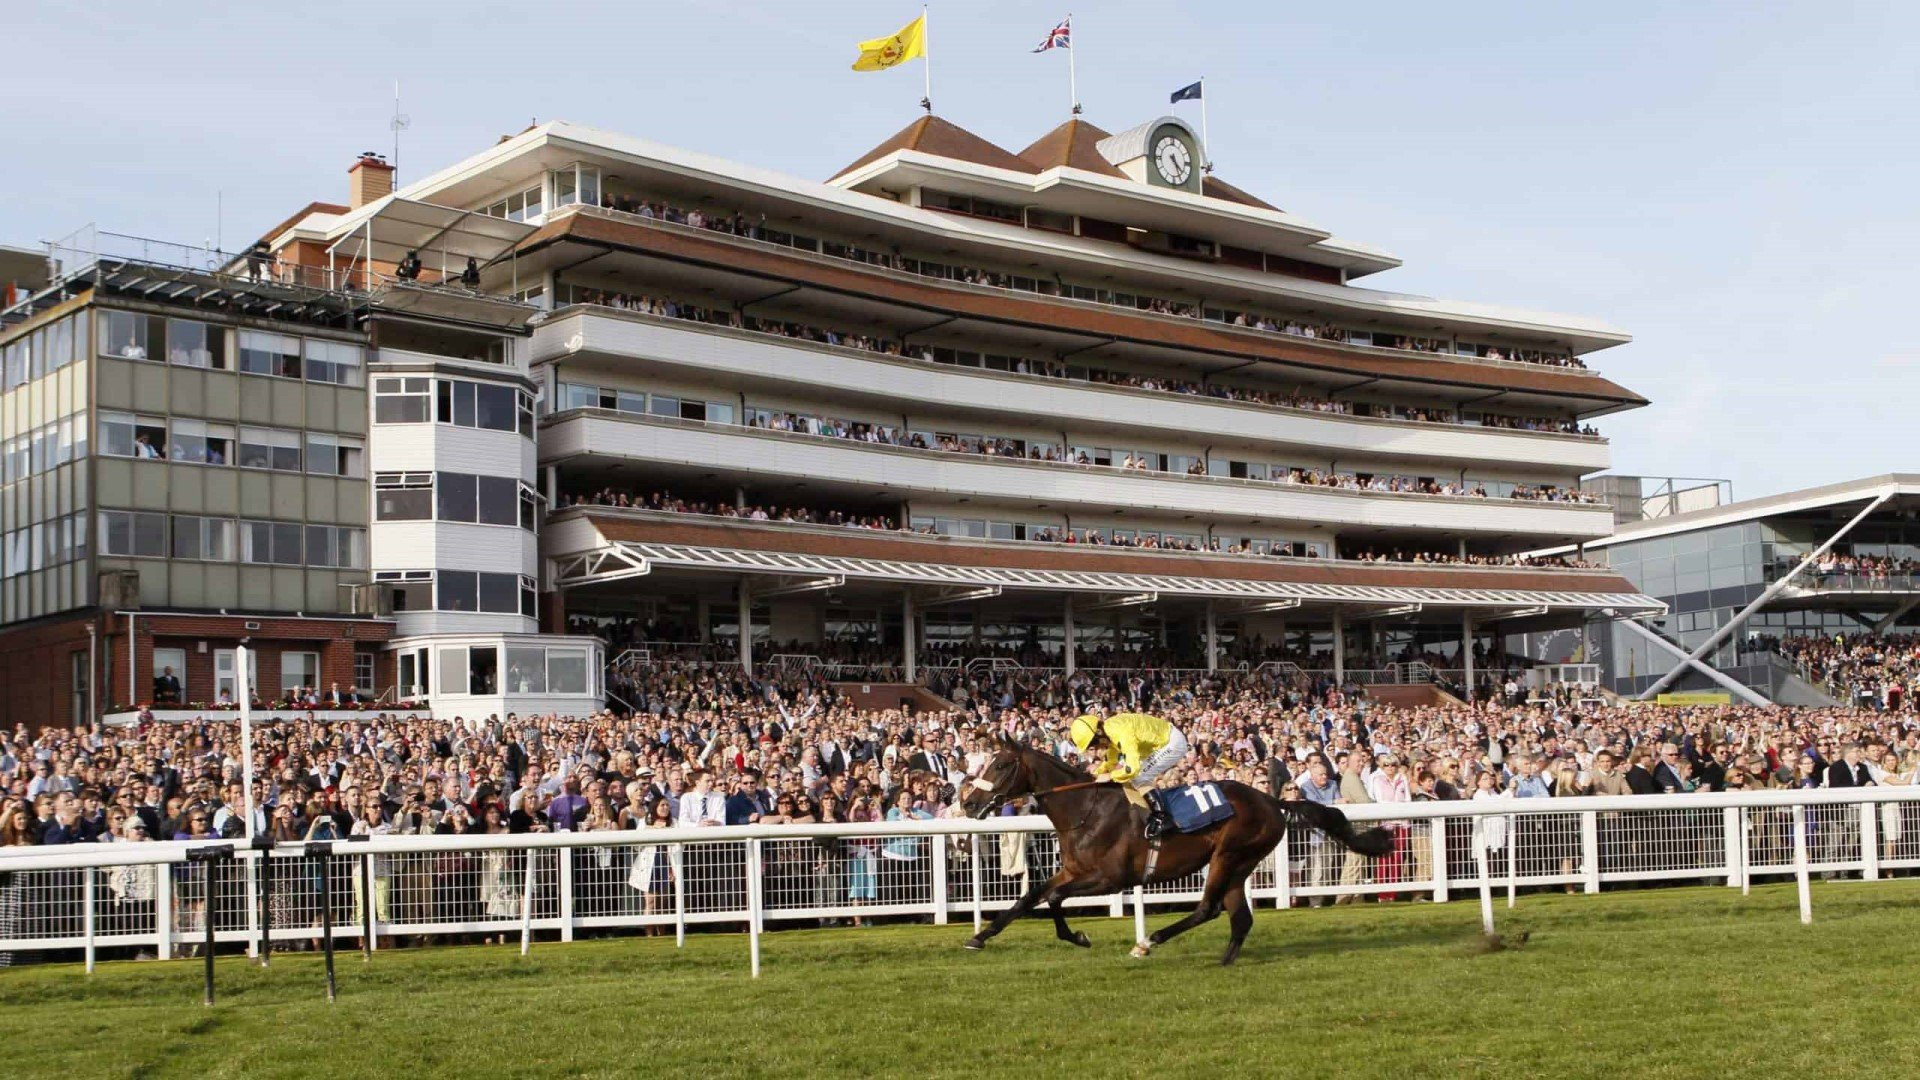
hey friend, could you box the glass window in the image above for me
[375,478,432,520]
[505,646,547,693]
[560,383,601,411]
[438,570,478,611]
[166,319,225,369]
[475,383,516,431]
[237,331,302,378]
[169,419,233,465]
[101,310,158,360]
[304,339,363,386]
[98,412,136,458]
[477,475,518,526]
[305,434,363,477]
[437,472,477,522]
[374,377,431,423]
[478,572,519,613]
[238,427,302,471]
[354,653,375,693]
[281,652,321,693]
[438,647,468,697]
[547,648,588,694]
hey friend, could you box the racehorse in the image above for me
[958,736,1392,965]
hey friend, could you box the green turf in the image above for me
[2,881,1917,1079]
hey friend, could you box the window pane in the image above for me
[438,570,477,611]
[547,649,588,694]
[439,647,468,696]
[376,486,432,520]
[475,384,515,430]
[467,646,498,694]
[478,572,518,613]
[505,647,547,693]
[476,475,518,525]
[437,472,477,522]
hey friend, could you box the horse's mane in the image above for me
[1016,741,1090,783]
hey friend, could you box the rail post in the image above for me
[519,848,536,956]
[313,845,337,1002]
[747,839,763,978]
[969,839,984,933]
[361,852,376,959]
[1474,824,1496,936]
[1274,839,1293,910]
[82,871,96,974]
[671,843,686,948]
[931,835,949,926]
[155,860,173,960]
[558,846,575,943]
[1721,807,1742,888]
[254,841,274,964]
[1581,811,1601,894]
[1791,804,1812,924]
[1430,819,1450,903]
[1859,801,1879,882]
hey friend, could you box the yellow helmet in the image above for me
[1069,714,1102,752]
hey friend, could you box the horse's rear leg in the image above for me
[1139,857,1236,955]
[1219,879,1255,966]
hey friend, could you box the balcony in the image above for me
[538,409,1616,540]
[534,306,1610,473]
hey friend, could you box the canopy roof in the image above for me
[325,197,536,268]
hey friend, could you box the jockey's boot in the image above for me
[1142,788,1174,841]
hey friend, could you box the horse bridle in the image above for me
[966,757,1106,819]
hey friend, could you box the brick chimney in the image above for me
[348,152,395,208]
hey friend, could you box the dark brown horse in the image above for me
[958,737,1391,964]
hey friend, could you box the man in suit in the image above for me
[1652,744,1694,793]
[153,666,183,706]
[1826,744,1874,788]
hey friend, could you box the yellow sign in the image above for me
[852,14,927,72]
[1656,691,1732,707]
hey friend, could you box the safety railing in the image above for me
[0,787,1905,974]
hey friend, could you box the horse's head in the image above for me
[958,736,1037,819]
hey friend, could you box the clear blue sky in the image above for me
[5,1,1915,501]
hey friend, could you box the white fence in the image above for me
[0,787,1908,975]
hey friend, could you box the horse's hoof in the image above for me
[1069,931,1091,949]
[964,936,985,951]
[1129,942,1153,959]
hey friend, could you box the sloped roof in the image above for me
[1201,175,1279,212]
[1016,119,1125,177]
[833,115,1039,180]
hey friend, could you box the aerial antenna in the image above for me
[390,81,411,184]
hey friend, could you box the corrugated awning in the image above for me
[326,197,535,267]
[567,539,1664,616]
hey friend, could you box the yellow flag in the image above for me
[852,14,926,71]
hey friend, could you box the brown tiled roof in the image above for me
[833,115,1039,180]
[1202,175,1279,212]
[522,212,1648,407]
[1017,119,1125,177]
[257,200,350,249]
[581,513,1648,596]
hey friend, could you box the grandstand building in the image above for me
[0,111,1663,727]
[1572,474,1920,706]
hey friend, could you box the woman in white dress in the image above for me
[1470,770,1508,882]
[478,803,518,942]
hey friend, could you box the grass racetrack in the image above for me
[4,880,1918,1079]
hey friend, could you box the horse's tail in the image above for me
[1263,792,1394,858]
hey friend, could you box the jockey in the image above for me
[1069,711,1191,840]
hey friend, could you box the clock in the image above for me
[1153,135,1193,186]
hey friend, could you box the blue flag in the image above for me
[1170,81,1202,104]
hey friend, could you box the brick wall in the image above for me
[111,613,393,708]
[0,612,98,734]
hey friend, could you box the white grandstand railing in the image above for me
[0,787,1900,974]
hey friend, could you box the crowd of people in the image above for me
[559,282,1601,443]
[588,190,1591,371]
[1805,554,1920,582]
[8,647,1920,959]
[1765,634,1920,711]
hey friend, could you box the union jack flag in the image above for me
[1032,17,1070,52]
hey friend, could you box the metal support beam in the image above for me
[1641,492,1892,699]
[551,545,650,588]
[1617,617,1771,707]
[1873,596,1920,634]
[1082,592,1156,613]
[1204,601,1218,673]
[913,585,1001,607]
[1463,614,1475,703]
[902,591,917,683]
[1229,598,1301,616]
[754,575,843,600]
[1331,610,1345,684]
[1063,595,1076,677]
[738,578,753,678]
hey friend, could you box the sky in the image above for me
[3,1,1915,502]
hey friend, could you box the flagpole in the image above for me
[1200,75,1211,172]
[921,4,933,113]
[1067,13,1079,116]
[237,643,255,840]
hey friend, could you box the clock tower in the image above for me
[1094,117,1204,194]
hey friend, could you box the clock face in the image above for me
[1153,135,1193,186]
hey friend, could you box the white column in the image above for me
[738,578,753,677]
[902,591,918,683]
[1331,610,1345,683]
[1204,600,1218,672]
[1063,594,1076,676]
[1463,614,1476,703]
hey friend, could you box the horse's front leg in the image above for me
[1047,875,1115,948]
[966,868,1073,950]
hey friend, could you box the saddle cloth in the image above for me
[1165,782,1234,833]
